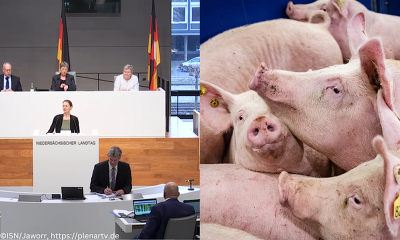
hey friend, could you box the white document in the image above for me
[111,209,135,218]
[96,193,117,198]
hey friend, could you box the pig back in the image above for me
[200,164,320,240]
[200,18,343,94]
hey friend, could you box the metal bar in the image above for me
[370,0,377,12]
[166,79,171,133]
[98,73,100,91]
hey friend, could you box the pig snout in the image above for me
[247,116,281,149]
[286,1,295,18]
[286,1,308,21]
[278,171,318,220]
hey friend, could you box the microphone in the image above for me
[186,179,194,191]
[132,81,139,90]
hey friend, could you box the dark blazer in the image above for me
[136,198,196,239]
[0,74,22,91]
[50,73,76,91]
[47,114,80,133]
[90,160,132,194]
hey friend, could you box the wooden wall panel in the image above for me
[99,138,200,186]
[0,139,33,186]
[0,138,199,187]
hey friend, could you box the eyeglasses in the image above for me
[3,69,11,72]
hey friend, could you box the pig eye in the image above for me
[349,195,363,207]
[322,8,326,11]
[239,116,243,121]
[333,87,340,94]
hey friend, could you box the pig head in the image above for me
[287,0,400,61]
[249,39,390,170]
[200,81,332,177]
[278,136,400,239]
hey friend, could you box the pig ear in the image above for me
[378,89,400,151]
[200,81,234,133]
[359,39,390,95]
[347,12,368,59]
[308,10,331,28]
[374,135,400,237]
[331,0,349,18]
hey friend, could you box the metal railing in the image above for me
[76,72,149,91]
[75,72,199,132]
[158,76,171,132]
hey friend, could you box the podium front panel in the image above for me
[33,134,99,193]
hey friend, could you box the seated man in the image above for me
[90,146,132,196]
[0,62,23,92]
[134,182,196,239]
[114,64,139,91]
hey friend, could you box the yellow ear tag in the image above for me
[336,0,345,9]
[394,194,400,219]
[200,85,207,96]
[210,99,219,108]
[394,164,400,219]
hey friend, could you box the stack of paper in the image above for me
[110,209,134,218]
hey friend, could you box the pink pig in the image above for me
[200,81,332,177]
[249,12,399,171]
[201,223,263,240]
[200,18,343,164]
[200,164,320,239]
[278,135,400,239]
[287,0,400,62]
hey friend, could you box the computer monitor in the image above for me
[183,199,200,213]
[133,199,157,216]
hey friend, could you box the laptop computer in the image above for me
[183,199,200,218]
[61,187,86,200]
[133,199,157,222]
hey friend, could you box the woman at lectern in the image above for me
[47,100,80,134]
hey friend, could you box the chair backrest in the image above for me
[55,71,77,86]
[163,214,197,239]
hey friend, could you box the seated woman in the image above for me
[47,100,80,133]
[114,64,139,91]
[50,61,77,91]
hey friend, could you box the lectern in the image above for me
[32,130,99,193]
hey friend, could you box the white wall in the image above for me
[0,91,165,138]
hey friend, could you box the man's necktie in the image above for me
[111,167,116,191]
[5,77,9,89]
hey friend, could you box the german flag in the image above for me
[57,0,71,71]
[148,0,160,90]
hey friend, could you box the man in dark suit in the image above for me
[90,146,132,196]
[0,62,22,92]
[134,182,196,239]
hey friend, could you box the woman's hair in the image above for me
[60,61,69,69]
[63,99,73,107]
[123,64,134,73]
